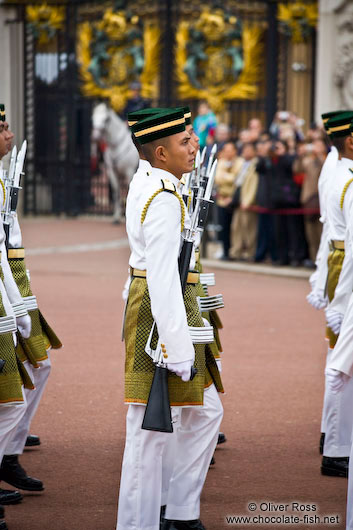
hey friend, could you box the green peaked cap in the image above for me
[182,106,191,125]
[326,111,353,138]
[131,108,186,145]
[321,110,346,132]
[128,108,165,127]
[0,104,5,122]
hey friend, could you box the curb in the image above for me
[201,258,312,280]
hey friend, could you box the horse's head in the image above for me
[92,102,110,142]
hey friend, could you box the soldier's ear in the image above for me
[155,145,167,163]
[346,136,353,152]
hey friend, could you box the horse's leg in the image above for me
[105,152,121,223]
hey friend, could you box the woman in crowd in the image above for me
[215,142,243,260]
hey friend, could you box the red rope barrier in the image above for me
[242,205,320,215]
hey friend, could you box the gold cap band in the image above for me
[329,123,351,132]
[134,117,185,138]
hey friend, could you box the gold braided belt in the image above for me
[130,267,199,285]
[330,240,345,251]
[7,249,25,259]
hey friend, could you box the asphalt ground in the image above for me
[4,218,347,530]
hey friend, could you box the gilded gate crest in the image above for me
[175,6,264,112]
[77,7,160,112]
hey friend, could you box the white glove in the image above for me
[325,308,344,335]
[167,360,193,382]
[325,367,350,393]
[16,314,32,339]
[216,359,222,373]
[307,291,327,310]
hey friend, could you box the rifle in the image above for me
[3,141,27,250]
[141,151,218,433]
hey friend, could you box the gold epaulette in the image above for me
[340,177,353,210]
[141,179,185,232]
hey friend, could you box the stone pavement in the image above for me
[3,217,346,530]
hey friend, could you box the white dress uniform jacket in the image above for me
[125,165,195,365]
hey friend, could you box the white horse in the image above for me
[92,102,139,223]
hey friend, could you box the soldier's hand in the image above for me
[17,314,32,339]
[325,308,344,335]
[325,368,350,394]
[167,360,193,382]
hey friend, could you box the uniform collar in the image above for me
[149,167,182,188]
[340,157,353,167]
[138,159,152,172]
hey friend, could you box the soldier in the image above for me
[117,108,223,530]
[0,105,34,529]
[0,104,62,493]
[312,111,353,477]
[325,120,353,530]
[306,111,343,457]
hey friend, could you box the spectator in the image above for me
[248,118,263,142]
[229,142,259,260]
[193,101,218,150]
[272,140,306,266]
[121,81,150,120]
[254,139,278,264]
[294,139,327,267]
[215,142,243,260]
[215,124,231,152]
[237,128,253,151]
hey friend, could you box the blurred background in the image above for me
[0,0,351,267]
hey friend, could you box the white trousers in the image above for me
[346,425,353,529]
[4,355,51,456]
[116,384,223,530]
[0,389,27,464]
[322,347,353,457]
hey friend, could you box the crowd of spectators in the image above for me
[193,102,329,268]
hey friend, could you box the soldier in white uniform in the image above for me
[0,106,62,495]
[0,105,33,528]
[325,121,353,529]
[314,112,353,477]
[117,108,223,530]
[306,111,342,456]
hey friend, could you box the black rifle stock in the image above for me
[141,239,196,433]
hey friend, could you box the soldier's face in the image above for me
[186,124,200,152]
[0,122,14,154]
[163,131,196,178]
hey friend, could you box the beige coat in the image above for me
[215,157,243,207]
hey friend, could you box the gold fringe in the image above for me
[141,189,185,232]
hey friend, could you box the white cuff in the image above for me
[0,315,17,334]
[11,301,28,318]
[200,273,215,286]
[23,295,38,311]
[189,325,214,344]
[198,294,224,311]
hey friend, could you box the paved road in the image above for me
[5,218,347,529]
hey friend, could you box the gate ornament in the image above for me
[175,7,263,112]
[277,2,318,43]
[77,8,160,113]
[26,4,65,45]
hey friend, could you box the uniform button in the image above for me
[163,353,168,359]
[161,343,165,348]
